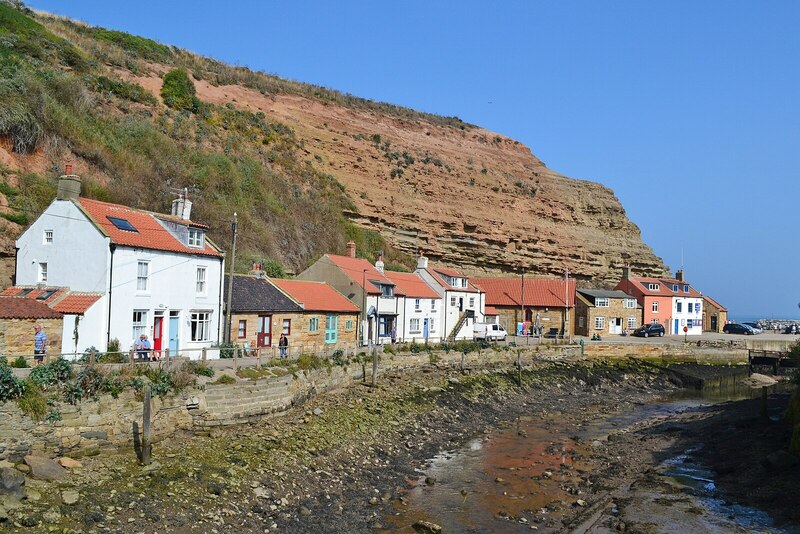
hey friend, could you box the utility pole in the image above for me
[224,212,238,343]
[361,268,368,346]
[520,267,525,343]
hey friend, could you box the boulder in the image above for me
[412,520,442,534]
[58,457,82,469]
[24,456,66,481]
[0,468,25,499]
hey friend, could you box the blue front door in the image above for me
[423,319,429,339]
[674,319,679,335]
[169,315,180,353]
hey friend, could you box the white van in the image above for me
[473,323,507,341]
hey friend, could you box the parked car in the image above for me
[633,323,665,337]
[723,323,755,335]
[743,322,763,334]
[783,325,799,334]
[473,322,507,341]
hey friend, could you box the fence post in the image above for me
[517,350,522,386]
[89,348,96,365]
[257,348,261,368]
[233,346,238,372]
[164,348,170,368]
[128,349,134,364]
[141,385,152,466]
[201,347,207,362]
[371,346,378,387]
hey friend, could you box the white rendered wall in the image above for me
[401,297,442,343]
[672,297,704,335]
[60,297,108,357]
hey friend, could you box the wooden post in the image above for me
[164,348,170,369]
[371,346,378,387]
[517,350,522,386]
[89,348,96,365]
[141,385,152,465]
[761,385,768,419]
[201,347,207,362]
[461,352,466,374]
[257,348,261,368]
[233,346,238,372]
[128,349,134,364]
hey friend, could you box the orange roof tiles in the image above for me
[484,306,500,315]
[0,297,63,319]
[51,293,103,314]
[384,271,440,299]
[627,276,701,298]
[425,266,481,293]
[325,255,404,295]
[272,279,360,313]
[76,198,221,257]
[473,277,576,308]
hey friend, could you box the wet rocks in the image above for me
[23,455,65,482]
[0,468,24,499]
[764,450,798,470]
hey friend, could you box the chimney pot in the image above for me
[65,163,72,175]
[622,264,631,281]
[676,270,684,282]
[416,252,429,270]
[375,252,384,273]
[346,240,356,258]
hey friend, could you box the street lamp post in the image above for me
[361,268,368,346]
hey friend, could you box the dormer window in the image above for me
[648,283,659,291]
[683,285,689,293]
[188,228,204,248]
[672,284,678,292]
[372,282,394,298]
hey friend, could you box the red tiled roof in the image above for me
[0,297,63,319]
[75,198,221,257]
[51,293,103,314]
[625,276,702,298]
[484,305,499,315]
[384,271,440,299]
[472,277,577,308]
[703,295,727,312]
[272,279,360,313]
[659,277,702,298]
[2,286,103,314]
[325,255,405,295]
[424,266,481,293]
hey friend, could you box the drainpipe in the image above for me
[105,244,116,348]
[216,255,224,344]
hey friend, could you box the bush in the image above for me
[0,365,25,402]
[29,358,73,390]
[94,75,157,105]
[214,342,236,359]
[11,356,29,368]
[296,353,326,371]
[161,69,199,112]
[184,361,214,377]
[211,374,236,385]
[16,382,48,420]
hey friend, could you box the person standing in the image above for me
[33,324,47,365]
[278,333,288,358]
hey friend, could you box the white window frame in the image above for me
[196,266,207,294]
[132,310,148,341]
[345,319,354,330]
[188,228,204,248]
[309,317,319,333]
[415,299,421,311]
[410,318,420,333]
[38,262,47,283]
[43,229,53,245]
[237,320,246,339]
[190,311,212,341]
[683,285,689,293]
[431,299,436,312]
[648,283,659,291]
[652,301,659,313]
[594,316,605,330]
[450,296,456,307]
[624,298,636,309]
[429,318,435,331]
[578,316,585,328]
[137,261,150,292]
[595,298,609,308]
[469,297,475,308]
[627,317,637,329]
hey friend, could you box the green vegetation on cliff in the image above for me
[0,2,412,272]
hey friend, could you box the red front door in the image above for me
[153,316,163,351]
[257,315,271,347]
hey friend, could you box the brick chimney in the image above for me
[622,262,631,281]
[676,269,684,282]
[56,163,81,200]
[250,263,266,278]
[416,250,429,270]
[171,188,192,220]
[345,240,356,258]
[375,252,384,273]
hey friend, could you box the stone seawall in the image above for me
[0,341,745,460]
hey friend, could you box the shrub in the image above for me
[0,365,25,402]
[107,338,121,354]
[11,356,29,368]
[94,76,157,105]
[29,358,73,390]
[331,349,346,366]
[214,342,236,359]
[184,361,214,377]
[161,69,200,112]
[16,382,47,420]
[296,353,326,371]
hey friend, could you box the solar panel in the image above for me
[106,216,138,232]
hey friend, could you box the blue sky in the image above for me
[28,1,800,319]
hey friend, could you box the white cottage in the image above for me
[14,172,225,357]
[384,270,443,343]
[414,254,485,341]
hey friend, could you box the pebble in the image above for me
[61,490,80,506]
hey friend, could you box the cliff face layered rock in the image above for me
[182,83,666,285]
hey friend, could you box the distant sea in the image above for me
[731,314,800,323]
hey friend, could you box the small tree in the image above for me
[161,69,199,112]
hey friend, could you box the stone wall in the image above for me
[0,317,63,360]
[0,340,757,459]
[231,311,359,356]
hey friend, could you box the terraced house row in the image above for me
[0,169,728,359]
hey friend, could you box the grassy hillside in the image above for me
[0,2,415,273]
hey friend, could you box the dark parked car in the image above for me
[783,325,798,334]
[723,323,755,335]
[633,323,665,337]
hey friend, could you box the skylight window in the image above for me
[107,216,137,232]
[18,288,33,296]
[37,290,57,301]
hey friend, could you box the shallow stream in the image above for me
[385,386,790,533]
